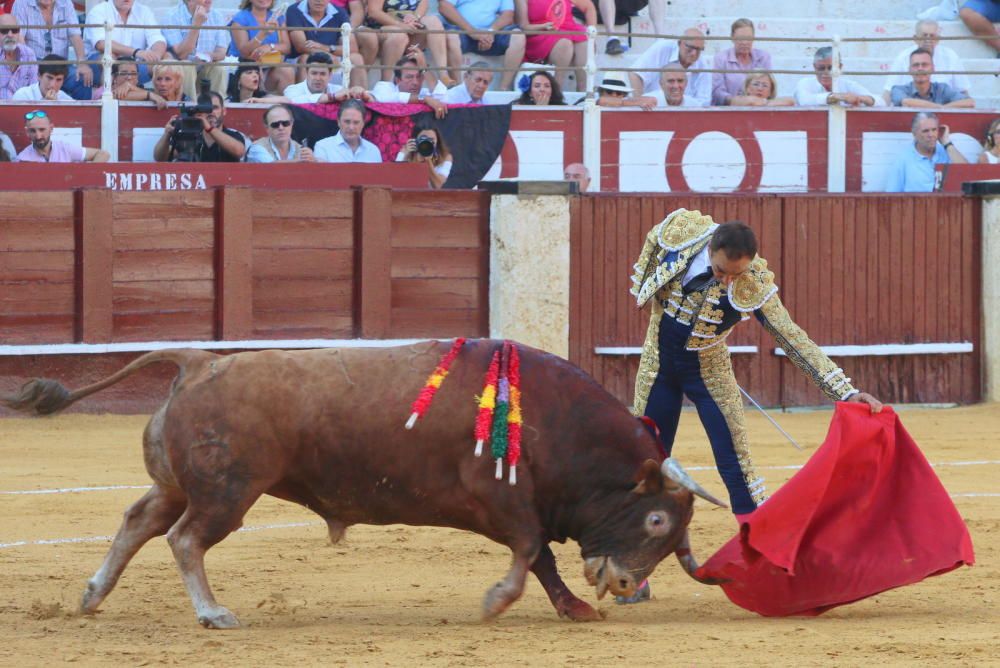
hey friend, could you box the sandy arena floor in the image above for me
[0,404,997,667]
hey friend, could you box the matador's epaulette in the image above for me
[630,209,717,307]
[728,256,779,312]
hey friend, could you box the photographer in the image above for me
[153,92,248,163]
[396,125,452,189]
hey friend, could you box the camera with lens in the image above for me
[416,134,436,157]
[168,94,214,162]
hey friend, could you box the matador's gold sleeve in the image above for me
[755,294,859,402]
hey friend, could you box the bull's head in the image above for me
[580,458,727,600]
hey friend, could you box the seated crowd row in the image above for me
[0,0,995,110]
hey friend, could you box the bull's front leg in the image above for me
[482,537,540,621]
[530,544,603,622]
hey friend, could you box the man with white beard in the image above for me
[0,13,38,99]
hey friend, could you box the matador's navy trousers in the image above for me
[643,315,759,515]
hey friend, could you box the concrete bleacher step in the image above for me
[667,0,956,21]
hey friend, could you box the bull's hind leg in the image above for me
[165,489,264,629]
[81,484,187,614]
[531,544,602,622]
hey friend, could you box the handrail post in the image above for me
[100,18,118,162]
[582,25,600,192]
[827,34,845,192]
[341,22,353,88]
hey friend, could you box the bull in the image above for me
[2,340,724,628]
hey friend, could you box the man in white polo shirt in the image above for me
[12,54,73,101]
[75,0,167,99]
[628,27,710,106]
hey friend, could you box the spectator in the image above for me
[515,69,565,104]
[563,161,590,191]
[516,0,595,92]
[245,103,317,162]
[1,129,17,161]
[889,48,974,109]
[152,63,188,102]
[12,53,73,100]
[396,124,453,188]
[958,0,1000,55]
[162,0,232,100]
[365,0,454,85]
[598,0,665,56]
[153,92,248,162]
[979,117,1000,164]
[226,62,269,102]
[110,56,169,107]
[652,64,700,107]
[280,51,344,101]
[711,17,771,106]
[11,0,92,94]
[628,27,709,106]
[0,13,38,100]
[794,46,878,107]
[443,60,493,103]
[286,0,366,89]
[78,0,168,100]
[17,109,110,162]
[884,111,967,192]
[883,20,971,103]
[439,0,525,91]
[229,0,294,94]
[727,71,794,107]
[595,69,655,109]
[314,98,383,162]
[371,52,448,117]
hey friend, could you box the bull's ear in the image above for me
[631,459,665,495]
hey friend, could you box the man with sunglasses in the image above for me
[11,0,92,93]
[0,13,38,99]
[627,27,710,107]
[16,110,110,162]
[245,104,317,163]
[794,46,879,107]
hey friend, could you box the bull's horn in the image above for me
[661,457,728,509]
[675,530,729,585]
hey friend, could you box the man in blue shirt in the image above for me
[884,111,967,192]
[439,0,524,91]
[889,48,975,109]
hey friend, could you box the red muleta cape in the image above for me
[696,402,975,617]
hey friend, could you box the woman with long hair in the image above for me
[516,70,566,105]
[227,62,269,103]
[396,125,453,189]
[229,0,294,93]
[978,117,1000,164]
[151,63,188,102]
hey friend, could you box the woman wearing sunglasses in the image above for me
[245,103,316,162]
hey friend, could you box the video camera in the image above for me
[169,92,214,163]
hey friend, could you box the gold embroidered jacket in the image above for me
[630,209,858,404]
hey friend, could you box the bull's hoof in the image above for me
[198,608,241,630]
[558,598,604,622]
[79,582,103,614]
[481,582,515,621]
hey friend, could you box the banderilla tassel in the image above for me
[508,464,517,486]
[495,458,503,480]
[405,338,466,430]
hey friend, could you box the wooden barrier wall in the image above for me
[0,188,490,346]
[569,194,982,407]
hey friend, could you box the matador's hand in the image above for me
[848,392,883,414]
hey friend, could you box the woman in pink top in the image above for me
[711,17,772,106]
[516,0,596,92]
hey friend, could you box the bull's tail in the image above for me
[1,349,216,416]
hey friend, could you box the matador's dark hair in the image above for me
[710,221,758,260]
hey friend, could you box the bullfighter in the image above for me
[624,209,883,602]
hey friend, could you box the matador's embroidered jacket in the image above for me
[629,208,858,415]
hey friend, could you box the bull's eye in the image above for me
[645,511,671,536]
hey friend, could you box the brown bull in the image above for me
[2,340,724,628]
